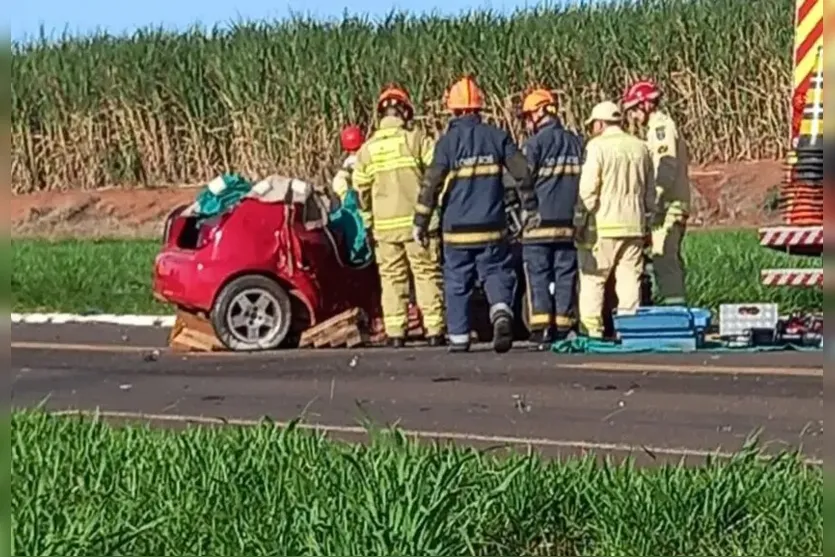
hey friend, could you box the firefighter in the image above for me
[412,75,538,353]
[575,101,656,338]
[351,83,445,348]
[331,124,371,227]
[517,88,584,347]
[622,80,691,305]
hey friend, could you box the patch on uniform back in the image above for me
[654,126,666,141]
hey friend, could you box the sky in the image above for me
[10,0,543,43]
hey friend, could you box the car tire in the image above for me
[210,275,293,351]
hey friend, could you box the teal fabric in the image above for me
[550,336,822,354]
[194,174,252,219]
[327,188,373,266]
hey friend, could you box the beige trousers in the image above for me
[578,237,644,338]
[375,237,445,337]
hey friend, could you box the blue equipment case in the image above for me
[612,307,712,352]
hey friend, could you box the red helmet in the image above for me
[621,80,662,111]
[340,125,364,152]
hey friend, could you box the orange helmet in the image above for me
[521,88,558,116]
[377,83,414,119]
[445,75,484,112]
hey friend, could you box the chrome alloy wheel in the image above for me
[224,288,285,346]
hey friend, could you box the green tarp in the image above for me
[194,174,252,220]
[327,189,373,267]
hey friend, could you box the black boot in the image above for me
[528,329,551,351]
[388,337,406,348]
[492,311,514,354]
[426,335,446,347]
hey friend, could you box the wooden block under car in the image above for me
[168,311,225,352]
[298,307,368,348]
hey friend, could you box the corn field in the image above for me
[12,0,795,194]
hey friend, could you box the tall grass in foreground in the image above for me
[12,410,822,556]
[10,230,823,314]
[12,0,794,193]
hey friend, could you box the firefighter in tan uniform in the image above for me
[331,124,372,228]
[352,84,445,347]
[622,80,690,305]
[575,101,656,338]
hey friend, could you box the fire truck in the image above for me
[758,0,823,290]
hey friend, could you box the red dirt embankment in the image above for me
[11,161,785,239]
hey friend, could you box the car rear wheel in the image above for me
[210,275,292,351]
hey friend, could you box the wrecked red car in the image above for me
[153,175,530,351]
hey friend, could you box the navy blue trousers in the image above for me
[522,242,578,333]
[443,241,517,344]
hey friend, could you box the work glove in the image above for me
[521,209,541,230]
[412,225,429,248]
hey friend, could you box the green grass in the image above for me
[12,0,794,193]
[12,410,822,556]
[12,238,169,315]
[11,230,822,315]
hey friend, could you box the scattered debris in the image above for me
[512,394,531,413]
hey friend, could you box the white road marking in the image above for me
[12,313,175,327]
[50,409,822,466]
[11,341,158,353]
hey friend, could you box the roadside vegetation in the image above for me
[12,0,793,193]
[12,410,822,556]
[10,230,822,315]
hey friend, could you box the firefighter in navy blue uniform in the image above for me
[517,88,584,347]
[412,75,539,353]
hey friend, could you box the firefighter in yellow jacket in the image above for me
[622,80,691,305]
[575,101,656,338]
[352,83,445,347]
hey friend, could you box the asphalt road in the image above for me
[11,323,824,465]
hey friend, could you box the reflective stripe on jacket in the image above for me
[413,114,535,247]
[521,119,584,243]
[575,126,656,242]
[351,116,437,242]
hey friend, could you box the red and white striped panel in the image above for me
[761,268,822,287]
[759,225,823,247]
